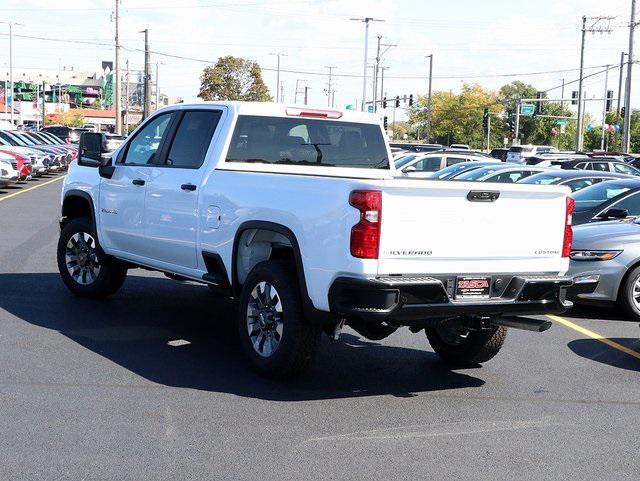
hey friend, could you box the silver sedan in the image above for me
[567,218,640,320]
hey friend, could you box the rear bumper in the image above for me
[329,274,572,323]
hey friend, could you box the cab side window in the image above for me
[166,110,222,169]
[121,113,173,166]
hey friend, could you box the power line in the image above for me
[0,32,621,82]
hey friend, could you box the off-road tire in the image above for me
[57,217,127,298]
[425,325,507,366]
[237,260,320,378]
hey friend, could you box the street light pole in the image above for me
[622,0,636,153]
[601,65,611,150]
[140,29,151,120]
[617,51,627,114]
[575,16,587,151]
[269,53,286,102]
[426,54,433,143]
[114,0,122,134]
[350,17,383,112]
[325,66,336,107]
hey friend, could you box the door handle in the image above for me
[181,183,197,191]
[132,179,145,186]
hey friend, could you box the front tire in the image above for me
[237,260,320,378]
[57,217,127,298]
[618,266,640,321]
[425,324,507,366]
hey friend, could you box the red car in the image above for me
[0,149,33,181]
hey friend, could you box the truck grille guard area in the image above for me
[329,274,573,327]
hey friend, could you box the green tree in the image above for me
[198,56,272,102]
[408,83,501,149]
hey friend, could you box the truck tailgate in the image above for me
[378,179,570,275]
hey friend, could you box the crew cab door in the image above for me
[99,112,174,257]
[144,109,223,269]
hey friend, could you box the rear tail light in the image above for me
[349,190,382,259]
[562,196,575,258]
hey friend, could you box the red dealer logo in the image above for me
[458,279,489,289]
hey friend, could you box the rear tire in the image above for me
[57,217,127,298]
[237,260,320,378]
[618,266,640,321]
[425,324,507,366]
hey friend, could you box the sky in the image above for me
[0,0,637,123]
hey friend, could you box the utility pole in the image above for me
[125,59,130,133]
[576,15,614,151]
[622,0,636,153]
[0,22,24,125]
[426,54,433,143]
[350,17,383,112]
[41,81,46,126]
[486,115,491,152]
[373,36,381,112]
[617,51,627,114]
[269,53,286,102]
[155,62,160,111]
[114,0,122,134]
[373,38,397,113]
[325,66,336,107]
[514,100,521,145]
[304,86,310,105]
[601,65,611,150]
[380,66,388,107]
[560,78,565,109]
[140,29,151,120]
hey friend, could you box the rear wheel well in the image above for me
[234,228,295,293]
[61,194,93,229]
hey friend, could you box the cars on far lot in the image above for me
[396,151,491,177]
[2,131,66,171]
[524,153,590,167]
[561,158,640,176]
[0,150,32,181]
[567,218,640,320]
[449,143,470,150]
[430,161,504,180]
[0,132,50,175]
[451,164,548,183]
[571,178,640,225]
[0,156,20,186]
[489,148,509,161]
[389,142,443,153]
[506,145,559,163]
[40,126,88,144]
[518,170,632,192]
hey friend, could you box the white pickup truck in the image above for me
[58,102,573,378]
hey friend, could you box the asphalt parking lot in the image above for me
[1,175,640,480]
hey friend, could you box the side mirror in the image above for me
[78,133,114,167]
[78,132,117,178]
[597,208,629,219]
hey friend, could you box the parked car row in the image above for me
[0,130,78,187]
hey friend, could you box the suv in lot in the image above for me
[506,145,559,163]
[41,126,88,144]
[58,102,573,378]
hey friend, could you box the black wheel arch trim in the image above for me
[231,220,331,325]
[61,190,97,229]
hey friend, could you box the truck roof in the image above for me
[159,101,381,124]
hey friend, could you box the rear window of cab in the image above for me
[226,115,389,169]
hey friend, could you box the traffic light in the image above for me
[571,91,578,105]
[408,94,414,106]
[383,116,388,130]
[395,96,400,108]
[536,91,545,114]
[482,107,489,132]
[621,106,626,118]
[382,97,387,109]
[506,110,515,134]
[606,90,614,112]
